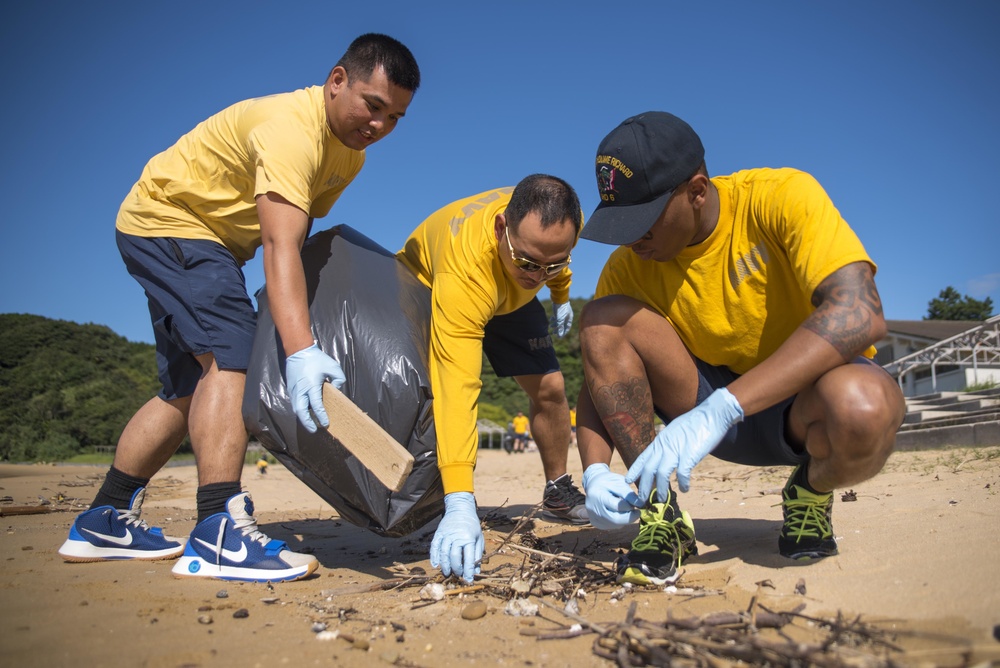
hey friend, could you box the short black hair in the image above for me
[506,174,583,233]
[333,33,420,92]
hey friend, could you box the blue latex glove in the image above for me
[626,388,744,501]
[581,463,642,530]
[429,492,484,583]
[550,301,573,338]
[285,342,346,433]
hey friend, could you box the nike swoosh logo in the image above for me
[195,537,248,563]
[83,528,133,546]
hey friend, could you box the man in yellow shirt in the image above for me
[511,411,530,453]
[576,112,905,585]
[397,174,588,583]
[58,34,420,583]
[569,405,577,447]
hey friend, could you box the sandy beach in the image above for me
[2,446,998,667]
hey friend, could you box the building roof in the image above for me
[884,319,982,342]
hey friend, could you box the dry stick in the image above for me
[444,584,486,596]
[482,503,542,560]
[0,505,51,516]
[504,541,616,572]
[635,625,808,667]
[613,602,679,667]
[533,627,593,641]
[322,578,409,597]
[761,604,905,653]
[535,596,612,636]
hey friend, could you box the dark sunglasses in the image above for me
[504,228,571,277]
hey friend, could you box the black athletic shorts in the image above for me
[482,297,559,378]
[655,358,807,467]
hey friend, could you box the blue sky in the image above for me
[2,2,998,344]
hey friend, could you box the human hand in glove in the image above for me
[429,492,484,583]
[285,342,346,433]
[626,388,744,501]
[550,301,573,337]
[581,463,642,529]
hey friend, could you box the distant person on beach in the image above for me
[569,405,577,447]
[58,34,420,583]
[511,411,530,453]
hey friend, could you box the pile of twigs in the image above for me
[382,504,618,605]
[476,504,618,599]
[537,596,920,667]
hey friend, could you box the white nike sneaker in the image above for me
[171,492,318,582]
[58,488,185,561]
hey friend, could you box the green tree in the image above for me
[0,314,161,461]
[924,287,994,321]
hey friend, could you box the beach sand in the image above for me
[2,446,998,667]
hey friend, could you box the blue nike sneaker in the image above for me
[58,488,185,561]
[171,492,318,582]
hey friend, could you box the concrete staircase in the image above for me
[894,386,1000,450]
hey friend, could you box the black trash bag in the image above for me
[242,225,443,537]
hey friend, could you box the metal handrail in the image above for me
[882,315,1000,390]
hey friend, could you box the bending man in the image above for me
[397,175,588,583]
[59,34,420,583]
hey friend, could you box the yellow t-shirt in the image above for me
[397,187,572,493]
[512,414,530,434]
[596,168,875,375]
[116,86,364,263]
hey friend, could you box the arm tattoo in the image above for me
[588,377,656,467]
[803,262,884,360]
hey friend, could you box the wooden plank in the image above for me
[321,383,415,492]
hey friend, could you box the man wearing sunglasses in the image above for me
[397,174,588,583]
[575,112,905,586]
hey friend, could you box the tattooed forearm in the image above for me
[804,262,884,360]
[588,377,656,466]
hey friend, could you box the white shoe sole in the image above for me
[58,538,186,562]
[171,555,318,582]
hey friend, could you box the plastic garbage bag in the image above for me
[242,225,443,537]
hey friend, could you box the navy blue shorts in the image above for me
[656,358,806,468]
[483,298,560,377]
[116,231,257,401]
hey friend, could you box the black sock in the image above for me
[196,482,242,523]
[91,467,150,510]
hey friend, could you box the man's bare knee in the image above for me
[534,373,566,407]
[580,296,650,359]
[824,370,903,474]
[580,295,646,330]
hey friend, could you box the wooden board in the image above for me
[321,384,415,492]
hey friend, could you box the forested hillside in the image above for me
[1,300,589,461]
[0,314,160,461]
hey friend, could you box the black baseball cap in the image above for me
[580,111,705,245]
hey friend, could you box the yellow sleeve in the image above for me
[429,272,496,494]
[767,170,876,296]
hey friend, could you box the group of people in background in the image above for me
[58,33,904,589]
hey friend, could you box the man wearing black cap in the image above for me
[575,111,905,585]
